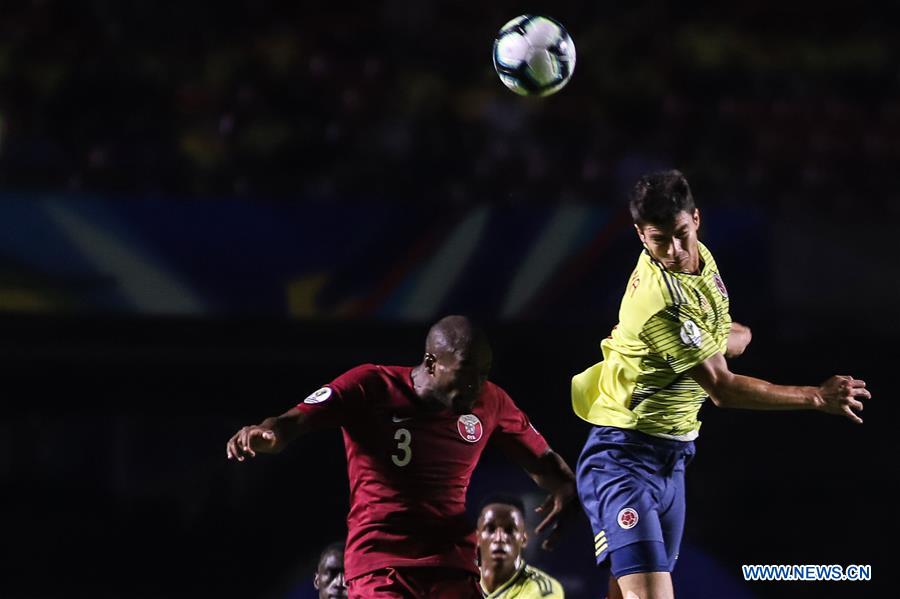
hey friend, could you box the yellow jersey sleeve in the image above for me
[641,302,721,374]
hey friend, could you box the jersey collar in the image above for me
[643,242,711,277]
[481,561,528,598]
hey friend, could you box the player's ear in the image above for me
[693,208,701,229]
[313,573,321,590]
[634,223,646,245]
[424,353,437,374]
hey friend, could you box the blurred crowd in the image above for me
[1,0,898,210]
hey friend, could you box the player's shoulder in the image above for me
[330,363,401,392]
[522,564,564,598]
[481,380,515,409]
[483,379,507,396]
[327,364,414,406]
[476,381,531,425]
[698,240,718,268]
[375,364,414,382]
[333,363,382,383]
[622,250,679,325]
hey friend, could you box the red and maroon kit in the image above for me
[295,364,549,582]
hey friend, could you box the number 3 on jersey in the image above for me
[391,428,412,467]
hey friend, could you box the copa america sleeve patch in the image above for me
[303,387,333,404]
[679,320,702,348]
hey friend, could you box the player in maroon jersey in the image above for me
[226,315,576,599]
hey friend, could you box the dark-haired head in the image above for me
[477,494,529,576]
[629,169,696,228]
[630,170,703,274]
[317,541,345,567]
[314,541,346,599]
[478,494,526,521]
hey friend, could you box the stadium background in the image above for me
[1,1,896,597]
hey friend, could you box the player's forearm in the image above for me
[526,450,576,495]
[712,373,820,411]
[259,409,308,453]
[725,322,752,358]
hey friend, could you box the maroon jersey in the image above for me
[295,364,549,580]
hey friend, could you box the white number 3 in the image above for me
[391,428,412,467]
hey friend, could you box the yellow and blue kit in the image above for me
[573,242,731,576]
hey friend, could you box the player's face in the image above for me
[433,350,491,414]
[478,504,527,571]
[314,550,347,599]
[636,209,701,274]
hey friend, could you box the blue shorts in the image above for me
[576,426,695,577]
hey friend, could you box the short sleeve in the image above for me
[489,386,549,460]
[641,304,720,373]
[294,364,375,430]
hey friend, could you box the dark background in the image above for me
[1,1,898,598]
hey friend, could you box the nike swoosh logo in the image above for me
[392,416,413,423]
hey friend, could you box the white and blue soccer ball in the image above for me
[492,15,576,97]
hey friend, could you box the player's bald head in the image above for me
[426,315,492,364]
[317,541,344,568]
[415,316,492,413]
[314,541,346,598]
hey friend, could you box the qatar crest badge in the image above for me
[713,272,728,298]
[617,507,639,530]
[457,414,483,443]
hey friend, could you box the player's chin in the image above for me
[488,552,511,566]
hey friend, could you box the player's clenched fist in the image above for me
[226,425,277,461]
[816,375,871,424]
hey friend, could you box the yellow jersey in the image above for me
[572,242,731,440]
[481,563,564,598]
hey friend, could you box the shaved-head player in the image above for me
[314,542,347,599]
[228,315,577,598]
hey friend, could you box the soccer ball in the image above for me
[492,15,576,97]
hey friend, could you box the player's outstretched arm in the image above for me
[725,321,752,358]
[226,407,310,461]
[689,353,871,424]
[515,449,577,550]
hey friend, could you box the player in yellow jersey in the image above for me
[477,496,564,599]
[313,541,347,599]
[572,170,871,599]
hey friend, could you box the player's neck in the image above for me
[409,365,445,412]
[691,255,704,274]
[480,558,522,593]
[675,255,703,275]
